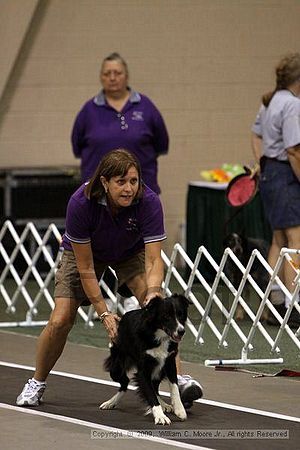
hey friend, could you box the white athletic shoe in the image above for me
[16,378,46,406]
[178,374,203,409]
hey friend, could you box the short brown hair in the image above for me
[262,52,300,107]
[84,149,143,200]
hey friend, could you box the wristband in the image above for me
[99,311,111,322]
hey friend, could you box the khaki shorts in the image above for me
[54,249,145,304]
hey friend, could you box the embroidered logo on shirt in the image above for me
[126,218,139,232]
[131,111,144,121]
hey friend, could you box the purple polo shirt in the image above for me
[62,183,166,263]
[71,89,169,194]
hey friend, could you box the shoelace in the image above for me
[181,375,192,381]
[25,379,45,393]
[178,374,192,386]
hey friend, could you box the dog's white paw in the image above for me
[174,405,187,421]
[99,399,116,410]
[152,405,171,425]
[171,390,187,421]
[146,400,173,416]
[99,392,124,410]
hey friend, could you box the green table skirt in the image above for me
[186,184,272,279]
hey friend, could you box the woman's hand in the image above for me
[102,313,120,340]
[144,290,163,305]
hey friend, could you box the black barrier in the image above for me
[0,167,80,274]
[0,167,80,223]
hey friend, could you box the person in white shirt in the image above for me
[251,52,300,327]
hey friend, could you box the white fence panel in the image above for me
[0,220,299,366]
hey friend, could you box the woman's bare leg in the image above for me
[34,297,79,381]
[268,230,286,273]
[284,225,300,298]
[126,273,148,306]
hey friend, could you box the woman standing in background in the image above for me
[251,52,300,327]
[71,52,169,195]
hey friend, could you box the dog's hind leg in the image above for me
[99,373,129,410]
[99,391,125,410]
[144,397,173,416]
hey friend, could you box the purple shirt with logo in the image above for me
[62,184,166,263]
[71,90,169,194]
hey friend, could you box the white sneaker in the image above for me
[16,378,46,406]
[123,296,140,313]
[178,374,203,409]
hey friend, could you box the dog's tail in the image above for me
[103,344,126,383]
[103,354,113,372]
[103,344,118,372]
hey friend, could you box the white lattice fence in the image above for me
[162,243,300,366]
[0,220,299,366]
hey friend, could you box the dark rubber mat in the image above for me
[1,365,299,450]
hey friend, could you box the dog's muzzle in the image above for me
[171,325,185,342]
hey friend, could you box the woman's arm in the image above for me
[71,109,85,158]
[144,241,165,302]
[287,144,300,181]
[71,242,119,339]
[151,103,169,156]
[251,131,263,163]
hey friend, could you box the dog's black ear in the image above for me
[144,296,163,311]
[172,293,192,306]
[143,297,164,324]
[144,296,162,307]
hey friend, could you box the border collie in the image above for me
[99,294,191,425]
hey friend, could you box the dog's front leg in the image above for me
[169,383,187,420]
[153,378,173,413]
[136,372,171,425]
[165,356,187,421]
[152,405,171,425]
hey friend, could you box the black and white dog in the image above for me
[99,294,191,425]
